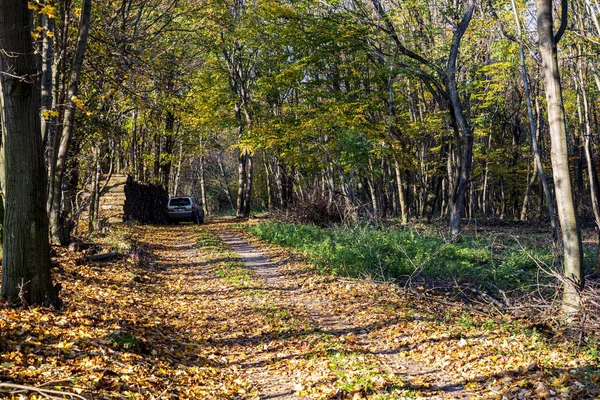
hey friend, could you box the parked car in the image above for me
[166,196,204,224]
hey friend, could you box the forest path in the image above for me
[2,222,593,399]
[205,218,469,399]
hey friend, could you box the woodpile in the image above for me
[123,176,168,224]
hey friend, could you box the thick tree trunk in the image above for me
[0,0,59,306]
[536,0,584,320]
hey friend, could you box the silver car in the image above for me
[166,196,204,224]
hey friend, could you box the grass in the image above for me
[196,230,252,287]
[247,221,597,291]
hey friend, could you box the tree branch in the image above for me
[554,0,568,44]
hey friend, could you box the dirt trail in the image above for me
[213,224,467,399]
[3,222,595,399]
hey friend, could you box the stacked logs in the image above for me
[123,176,168,224]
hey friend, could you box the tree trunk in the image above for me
[536,0,584,320]
[199,152,208,215]
[243,153,253,217]
[162,111,174,193]
[367,159,379,218]
[580,67,600,273]
[263,156,273,210]
[236,149,247,217]
[48,0,91,245]
[0,0,59,306]
[394,159,408,224]
[172,139,183,197]
[217,153,235,211]
[40,14,54,143]
[447,0,476,237]
[88,147,101,233]
[509,0,557,234]
[520,162,537,220]
[511,0,558,239]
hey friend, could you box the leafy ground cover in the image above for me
[0,219,598,399]
[247,221,598,289]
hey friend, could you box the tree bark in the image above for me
[520,162,537,221]
[88,147,100,233]
[40,14,54,143]
[199,152,208,215]
[236,149,247,217]
[447,0,476,237]
[48,0,92,245]
[263,155,273,210]
[162,111,174,193]
[243,153,253,216]
[0,0,59,306]
[394,158,408,224]
[217,153,235,211]
[509,0,557,238]
[536,0,584,320]
[580,66,600,273]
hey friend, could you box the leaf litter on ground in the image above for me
[0,219,597,399]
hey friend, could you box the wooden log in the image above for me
[84,251,121,262]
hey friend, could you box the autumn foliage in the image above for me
[0,220,598,398]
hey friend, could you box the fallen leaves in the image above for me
[0,220,598,399]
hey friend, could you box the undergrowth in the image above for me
[247,221,596,291]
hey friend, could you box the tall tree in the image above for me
[47,0,92,245]
[536,0,583,319]
[0,0,59,306]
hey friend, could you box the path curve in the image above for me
[215,228,468,399]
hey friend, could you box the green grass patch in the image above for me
[326,351,407,397]
[196,230,252,287]
[247,221,596,290]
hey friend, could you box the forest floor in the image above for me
[0,218,599,399]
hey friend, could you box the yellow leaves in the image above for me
[464,381,480,390]
[28,1,58,18]
[551,372,570,387]
[0,222,596,399]
[71,96,85,110]
[42,109,59,119]
[56,340,74,351]
[39,3,58,18]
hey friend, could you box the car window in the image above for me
[169,198,191,206]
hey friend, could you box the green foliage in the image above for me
[107,331,141,352]
[248,221,595,291]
